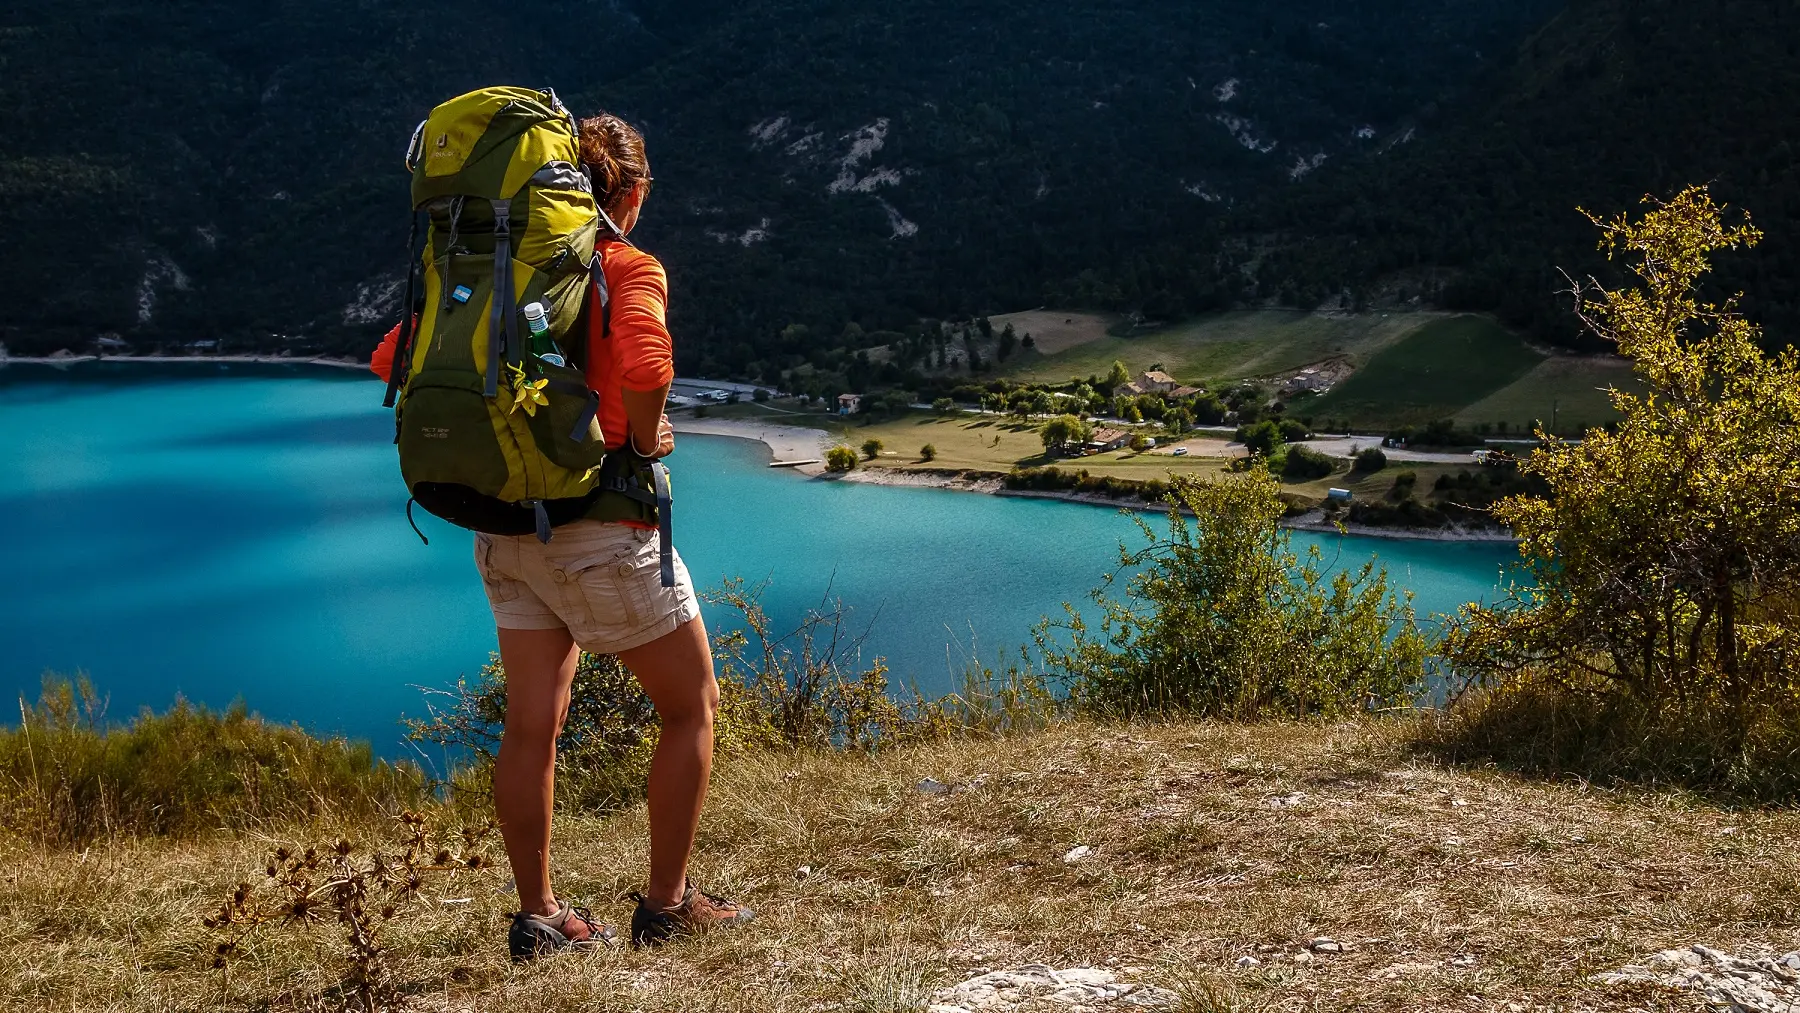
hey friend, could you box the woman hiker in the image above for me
[371,111,753,960]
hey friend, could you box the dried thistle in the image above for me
[203,812,497,1013]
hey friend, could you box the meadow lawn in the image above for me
[1303,316,1546,429]
[1453,355,1639,434]
[1000,310,1433,387]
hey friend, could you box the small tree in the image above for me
[1022,332,1036,350]
[752,388,771,403]
[920,443,937,462]
[997,323,1018,360]
[1040,413,1095,454]
[1448,187,1800,737]
[1354,447,1389,473]
[932,397,956,414]
[726,391,741,404]
[825,446,859,472]
[1128,433,1152,453]
[1105,360,1132,391]
[860,438,884,460]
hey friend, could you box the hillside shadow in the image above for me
[1410,685,1800,808]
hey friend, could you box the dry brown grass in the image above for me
[2,719,1793,1011]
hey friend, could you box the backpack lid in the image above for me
[408,87,582,207]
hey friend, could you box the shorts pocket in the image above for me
[474,536,522,604]
[565,549,641,631]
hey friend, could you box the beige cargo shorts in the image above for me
[473,519,700,654]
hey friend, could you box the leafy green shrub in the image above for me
[1389,470,1418,500]
[920,443,937,461]
[1235,420,1283,455]
[826,445,859,471]
[1347,498,1449,529]
[860,438,884,460]
[1,676,425,845]
[1040,470,1430,718]
[1281,445,1335,481]
[1278,419,1311,443]
[1004,466,1168,502]
[1353,447,1388,472]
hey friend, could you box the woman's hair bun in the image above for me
[577,112,649,213]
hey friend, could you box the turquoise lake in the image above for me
[0,363,1517,751]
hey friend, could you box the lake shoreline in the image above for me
[2,353,370,371]
[681,421,1519,544]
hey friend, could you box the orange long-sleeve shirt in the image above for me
[371,239,675,451]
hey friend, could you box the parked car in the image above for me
[1170,447,1189,457]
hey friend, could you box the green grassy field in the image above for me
[1000,310,1437,387]
[835,414,1238,481]
[1303,316,1545,428]
[1453,355,1639,434]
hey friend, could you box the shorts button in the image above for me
[616,562,633,577]
[552,570,567,584]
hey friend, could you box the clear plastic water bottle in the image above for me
[521,302,564,367]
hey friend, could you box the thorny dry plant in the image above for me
[202,810,495,1013]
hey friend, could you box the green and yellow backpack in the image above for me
[383,87,640,546]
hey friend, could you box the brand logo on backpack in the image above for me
[422,427,451,440]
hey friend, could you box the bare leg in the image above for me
[494,626,579,918]
[617,615,719,909]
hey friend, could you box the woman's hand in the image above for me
[630,414,675,459]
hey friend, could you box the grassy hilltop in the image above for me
[4,717,1796,1011]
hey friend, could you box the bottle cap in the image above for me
[522,302,548,322]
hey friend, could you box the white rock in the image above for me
[935,966,1176,1010]
[1310,937,1344,953]
[1063,845,1093,864]
[1235,956,1261,968]
[794,865,812,880]
[1293,950,1313,965]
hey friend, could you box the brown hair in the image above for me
[576,112,650,215]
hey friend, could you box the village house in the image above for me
[1118,370,1204,399]
[1084,427,1132,454]
[837,393,862,415]
[1289,367,1328,392]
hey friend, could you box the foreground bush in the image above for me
[1447,188,1800,747]
[0,676,425,844]
[1041,469,1430,718]
[405,579,1053,812]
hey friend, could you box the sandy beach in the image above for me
[837,463,1518,542]
[670,416,834,473]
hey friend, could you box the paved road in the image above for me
[1295,437,1482,464]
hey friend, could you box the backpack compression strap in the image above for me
[599,456,676,588]
[485,198,518,399]
[383,212,426,410]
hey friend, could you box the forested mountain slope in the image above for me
[1229,0,1800,350]
[1,0,1562,368]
